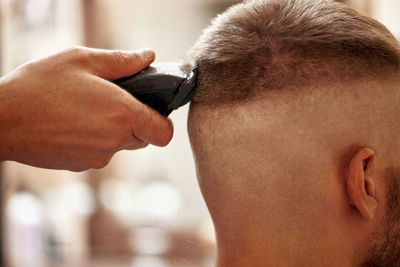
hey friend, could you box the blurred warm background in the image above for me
[0,0,399,267]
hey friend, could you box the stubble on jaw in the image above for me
[361,167,400,267]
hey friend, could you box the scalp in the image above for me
[189,0,400,105]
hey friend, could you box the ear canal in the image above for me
[362,155,374,171]
[363,159,368,170]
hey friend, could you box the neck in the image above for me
[212,219,355,267]
[214,244,353,267]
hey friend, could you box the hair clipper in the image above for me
[113,62,199,117]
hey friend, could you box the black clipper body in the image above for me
[113,62,198,117]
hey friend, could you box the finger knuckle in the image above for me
[63,46,90,65]
[111,50,134,66]
[64,45,85,56]
[21,60,38,73]
[112,105,132,125]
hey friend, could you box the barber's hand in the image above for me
[0,46,173,171]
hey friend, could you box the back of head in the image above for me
[188,0,400,266]
[190,0,400,104]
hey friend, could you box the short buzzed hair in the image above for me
[189,0,400,105]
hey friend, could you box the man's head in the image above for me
[187,0,400,266]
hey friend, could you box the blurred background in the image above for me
[0,0,399,266]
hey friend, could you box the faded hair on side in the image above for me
[189,0,400,105]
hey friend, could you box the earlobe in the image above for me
[346,148,378,220]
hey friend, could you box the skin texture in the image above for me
[0,46,173,171]
[363,168,400,266]
[187,0,400,265]
[188,78,400,266]
[189,0,400,105]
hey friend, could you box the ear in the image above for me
[346,148,378,220]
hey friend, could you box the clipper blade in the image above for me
[113,62,198,116]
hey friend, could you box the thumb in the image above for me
[87,48,155,80]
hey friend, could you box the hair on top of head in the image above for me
[189,0,400,105]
